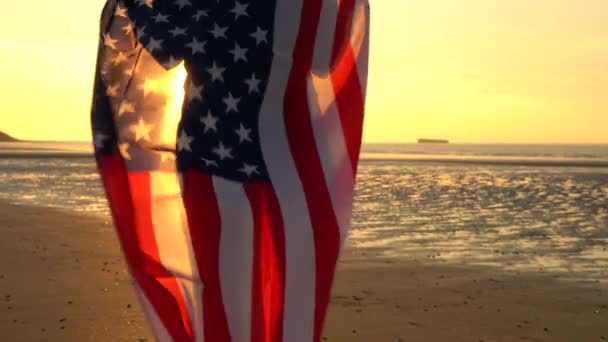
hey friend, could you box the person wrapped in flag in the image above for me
[91,0,370,341]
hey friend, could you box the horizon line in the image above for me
[6,139,608,145]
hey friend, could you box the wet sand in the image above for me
[0,201,606,341]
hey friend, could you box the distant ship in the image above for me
[418,138,449,144]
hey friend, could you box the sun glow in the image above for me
[160,63,187,146]
[0,2,607,142]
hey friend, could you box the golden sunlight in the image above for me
[160,63,187,146]
[0,1,607,143]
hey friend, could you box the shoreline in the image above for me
[2,152,608,169]
[0,201,606,341]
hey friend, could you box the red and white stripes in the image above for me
[98,0,369,340]
[259,0,318,339]
[98,156,194,342]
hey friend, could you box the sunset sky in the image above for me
[0,0,606,143]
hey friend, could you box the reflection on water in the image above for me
[0,141,93,153]
[351,161,608,280]
[0,155,607,280]
[0,158,108,214]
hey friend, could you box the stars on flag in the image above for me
[187,81,204,102]
[177,131,194,152]
[228,43,248,63]
[163,56,182,69]
[146,37,164,53]
[193,10,208,22]
[206,61,226,82]
[169,26,188,37]
[123,67,134,78]
[106,84,120,97]
[115,6,128,18]
[202,158,218,167]
[230,2,249,20]
[118,101,136,116]
[151,13,170,23]
[201,111,219,133]
[222,92,240,113]
[112,51,129,66]
[186,37,206,55]
[122,23,134,35]
[239,163,259,177]
[244,73,261,94]
[175,0,192,11]
[136,25,147,41]
[209,23,229,40]
[235,123,252,143]
[103,33,118,50]
[130,118,153,142]
[213,142,233,160]
[250,26,268,45]
[135,0,153,8]
[93,0,273,181]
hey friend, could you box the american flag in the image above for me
[91,0,369,341]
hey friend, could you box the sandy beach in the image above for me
[0,200,606,341]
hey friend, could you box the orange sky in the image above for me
[0,0,607,143]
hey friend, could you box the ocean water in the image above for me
[1,142,607,279]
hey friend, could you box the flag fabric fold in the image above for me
[91,0,370,341]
